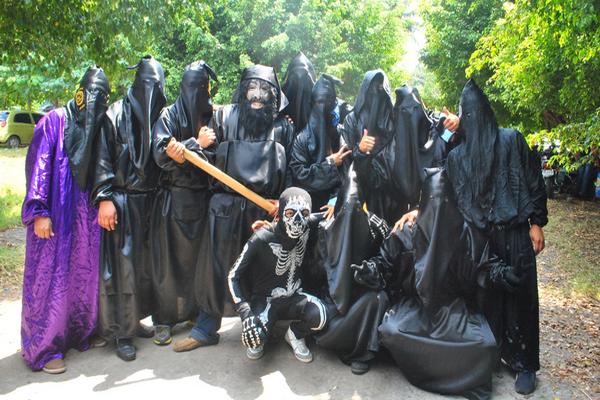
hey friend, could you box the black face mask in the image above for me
[177,60,218,137]
[282,52,316,132]
[447,79,498,229]
[125,55,167,172]
[64,65,110,190]
[307,74,342,161]
[354,70,393,147]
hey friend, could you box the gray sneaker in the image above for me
[153,325,172,346]
[246,345,264,360]
[284,328,313,363]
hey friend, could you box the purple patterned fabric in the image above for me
[21,108,100,371]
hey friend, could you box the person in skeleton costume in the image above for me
[21,66,110,374]
[228,187,327,361]
[150,60,218,345]
[290,74,351,211]
[173,64,295,353]
[446,79,548,395]
[93,55,167,361]
[281,52,316,134]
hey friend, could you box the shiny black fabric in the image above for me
[313,166,389,362]
[375,168,498,399]
[447,79,548,230]
[64,66,110,190]
[150,60,217,325]
[290,75,345,210]
[197,70,295,317]
[446,80,548,373]
[281,52,316,133]
[93,57,166,339]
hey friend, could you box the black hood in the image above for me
[281,52,316,132]
[390,85,435,203]
[354,70,394,150]
[174,60,217,138]
[232,64,288,112]
[124,55,167,174]
[306,74,342,162]
[64,65,110,190]
[447,78,498,229]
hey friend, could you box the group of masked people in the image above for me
[21,51,547,399]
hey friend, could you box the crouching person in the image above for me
[228,187,327,362]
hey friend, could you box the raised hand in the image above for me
[358,129,376,154]
[327,144,352,166]
[197,126,217,148]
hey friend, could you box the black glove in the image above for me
[351,260,385,290]
[236,302,267,349]
[488,264,524,293]
[367,212,391,242]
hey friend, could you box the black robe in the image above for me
[150,102,215,326]
[377,168,498,399]
[93,98,161,339]
[196,103,294,317]
[312,166,389,363]
[446,79,548,373]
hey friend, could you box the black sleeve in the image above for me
[228,235,260,307]
[153,109,181,172]
[92,118,117,205]
[516,131,548,227]
[289,131,342,192]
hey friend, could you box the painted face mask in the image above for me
[246,79,273,109]
[278,187,312,240]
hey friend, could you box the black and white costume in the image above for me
[228,187,327,361]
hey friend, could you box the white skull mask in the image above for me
[282,195,310,239]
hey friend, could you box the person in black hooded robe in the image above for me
[290,74,352,211]
[228,187,328,362]
[446,79,548,395]
[281,52,316,134]
[357,166,524,399]
[93,55,167,361]
[149,60,218,346]
[172,64,295,353]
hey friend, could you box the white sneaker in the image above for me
[246,345,264,360]
[284,328,313,363]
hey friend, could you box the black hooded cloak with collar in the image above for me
[93,55,167,340]
[281,52,317,133]
[150,60,218,326]
[64,65,110,190]
[446,79,548,373]
[290,74,346,210]
[197,64,295,318]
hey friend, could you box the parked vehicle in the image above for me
[0,110,45,148]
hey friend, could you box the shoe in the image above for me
[350,360,370,375]
[89,335,108,348]
[116,338,136,361]
[153,325,172,345]
[136,323,154,338]
[515,370,536,395]
[172,336,215,352]
[284,328,313,363]
[42,358,66,374]
[246,345,265,360]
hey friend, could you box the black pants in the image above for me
[251,293,327,339]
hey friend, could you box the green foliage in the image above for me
[420,0,504,109]
[0,188,23,231]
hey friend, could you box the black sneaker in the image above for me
[153,325,172,346]
[350,360,370,375]
[515,370,536,395]
[116,338,136,362]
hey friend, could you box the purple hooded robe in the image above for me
[20,108,100,370]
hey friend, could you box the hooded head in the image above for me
[64,65,111,189]
[234,64,288,137]
[282,52,317,132]
[307,74,343,161]
[125,55,167,172]
[447,78,498,229]
[354,70,394,148]
[276,187,312,244]
[176,60,218,137]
